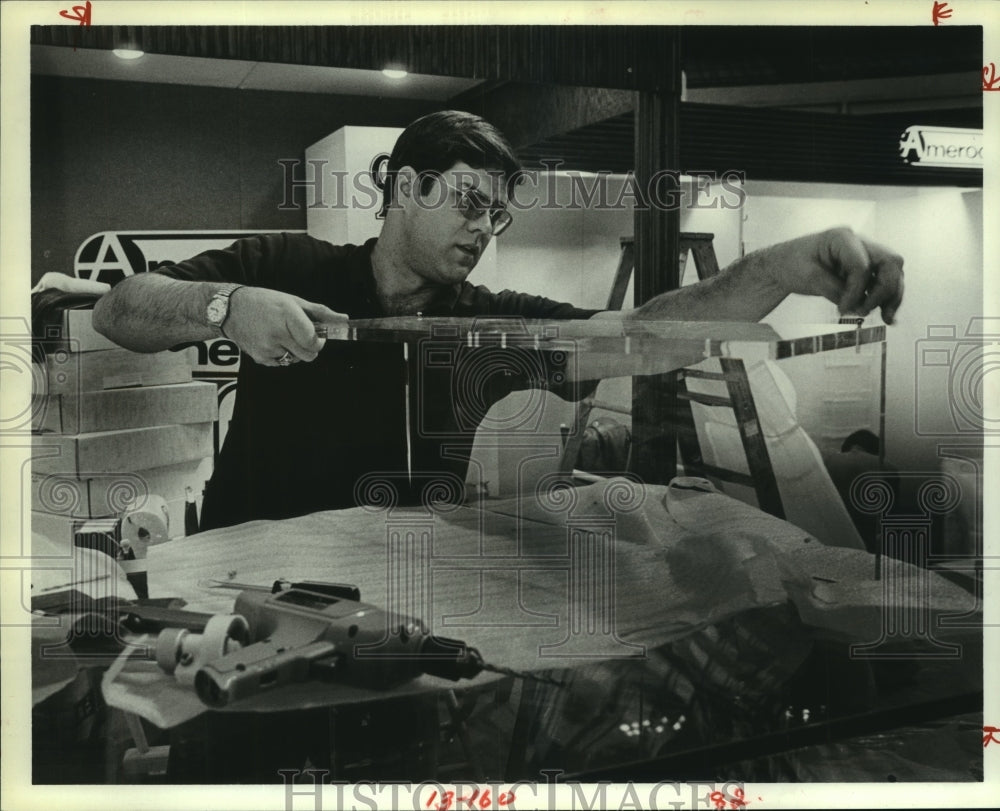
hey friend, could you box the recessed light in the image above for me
[113,49,145,60]
[382,69,408,80]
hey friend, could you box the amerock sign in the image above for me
[898,126,983,169]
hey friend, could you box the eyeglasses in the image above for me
[437,177,514,236]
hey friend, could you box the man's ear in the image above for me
[395,166,416,202]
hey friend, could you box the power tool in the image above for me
[151,581,561,707]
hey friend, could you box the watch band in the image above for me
[207,283,243,335]
[219,283,243,337]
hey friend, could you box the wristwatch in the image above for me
[206,283,243,335]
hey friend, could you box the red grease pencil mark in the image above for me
[932,1,952,25]
[709,787,750,809]
[59,1,92,25]
[425,788,516,811]
[984,64,1000,91]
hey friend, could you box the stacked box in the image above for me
[31,310,218,554]
[33,380,217,434]
[35,346,195,394]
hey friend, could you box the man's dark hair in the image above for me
[381,110,522,212]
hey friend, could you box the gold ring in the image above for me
[277,352,293,366]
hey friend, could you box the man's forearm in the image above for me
[609,228,904,326]
[92,274,224,352]
[624,247,787,323]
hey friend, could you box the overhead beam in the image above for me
[451,82,633,150]
[686,71,981,111]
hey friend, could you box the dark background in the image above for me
[30,76,436,284]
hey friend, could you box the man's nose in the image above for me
[466,209,493,235]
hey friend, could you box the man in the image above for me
[93,110,904,531]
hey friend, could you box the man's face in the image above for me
[397,161,508,286]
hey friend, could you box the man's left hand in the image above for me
[768,227,905,325]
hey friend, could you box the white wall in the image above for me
[485,173,742,307]
[872,187,984,472]
[742,180,879,330]
[474,173,632,307]
[744,181,985,474]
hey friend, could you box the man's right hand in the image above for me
[224,288,347,367]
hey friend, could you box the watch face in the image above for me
[207,298,227,325]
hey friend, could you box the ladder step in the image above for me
[682,369,729,382]
[677,391,733,408]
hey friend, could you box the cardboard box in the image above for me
[31,458,212,519]
[38,309,120,353]
[34,347,194,395]
[33,422,214,476]
[33,381,218,434]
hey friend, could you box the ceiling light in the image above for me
[113,49,145,60]
[382,68,408,79]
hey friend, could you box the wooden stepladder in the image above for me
[563,233,785,520]
[671,358,785,519]
[606,233,720,310]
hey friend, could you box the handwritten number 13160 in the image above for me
[425,789,515,811]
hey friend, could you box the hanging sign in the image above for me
[898,126,983,169]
